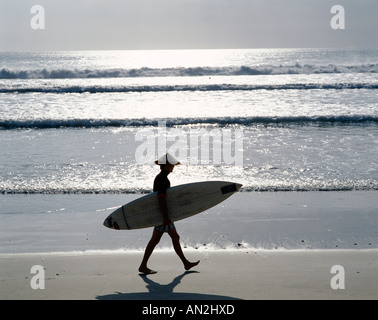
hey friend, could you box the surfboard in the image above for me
[103,181,242,230]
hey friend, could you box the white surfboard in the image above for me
[103,181,242,230]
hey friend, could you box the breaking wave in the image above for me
[2,83,378,94]
[1,116,377,130]
[1,63,378,79]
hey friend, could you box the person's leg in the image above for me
[168,228,200,271]
[139,229,163,274]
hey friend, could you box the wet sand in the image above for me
[1,249,378,300]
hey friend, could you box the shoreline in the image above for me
[1,249,378,300]
[1,246,378,257]
[1,191,378,254]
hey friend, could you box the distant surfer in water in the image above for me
[139,153,200,275]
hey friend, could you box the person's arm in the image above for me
[158,194,171,226]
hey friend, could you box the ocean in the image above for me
[1,48,378,253]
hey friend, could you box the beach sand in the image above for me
[1,249,378,300]
[2,191,378,254]
[1,191,378,300]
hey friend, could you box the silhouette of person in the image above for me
[138,153,200,275]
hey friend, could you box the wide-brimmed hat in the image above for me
[155,153,180,165]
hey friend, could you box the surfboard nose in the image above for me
[103,216,114,229]
[103,217,111,229]
[103,215,120,230]
[221,182,242,194]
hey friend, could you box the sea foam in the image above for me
[1,63,378,79]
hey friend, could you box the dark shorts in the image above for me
[154,222,176,233]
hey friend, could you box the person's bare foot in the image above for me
[138,267,157,275]
[184,260,200,271]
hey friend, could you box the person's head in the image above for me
[160,163,175,173]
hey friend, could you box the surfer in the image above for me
[139,153,200,275]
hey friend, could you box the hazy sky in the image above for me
[1,0,377,51]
